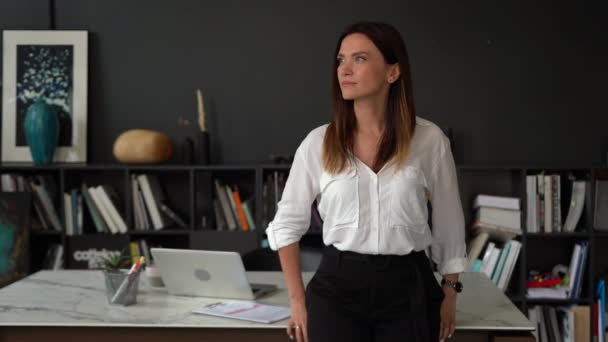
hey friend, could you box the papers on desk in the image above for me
[192,300,291,324]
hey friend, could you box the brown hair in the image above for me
[322,21,417,174]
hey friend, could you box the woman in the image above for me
[265,21,467,342]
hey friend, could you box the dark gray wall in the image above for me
[1,1,606,165]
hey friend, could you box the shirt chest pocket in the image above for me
[318,167,359,229]
[389,166,429,233]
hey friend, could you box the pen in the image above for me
[110,256,145,304]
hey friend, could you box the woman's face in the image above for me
[337,33,397,101]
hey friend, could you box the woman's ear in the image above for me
[387,63,401,83]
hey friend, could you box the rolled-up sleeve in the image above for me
[428,136,467,275]
[265,141,320,251]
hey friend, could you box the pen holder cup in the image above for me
[104,270,141,306]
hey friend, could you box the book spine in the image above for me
[242,201,256,231]
[225,185,241,230]
[215,179,237,230]
[232,188,249,231]
[81,184,108,233]
[138,175,164,230]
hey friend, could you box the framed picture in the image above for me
[2,30,88,163]
[0,192,31,287]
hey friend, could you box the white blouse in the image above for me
[265,116,467,275]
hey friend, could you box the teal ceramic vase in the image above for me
[24,99,59,165]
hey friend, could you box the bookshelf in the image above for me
[2,162,607,340]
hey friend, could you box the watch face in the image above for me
[441,279,463,292]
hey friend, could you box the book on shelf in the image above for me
[491,240,511,284]
[480,241,500,279]
[570,241,588,299]
[81,183,109,233]
[497,240,521,291]
[63,193,72,235]
[474,206,521,231]
[529,304,583,342]
[467,231,490,271]
[231,185,249,231]
[562,180,586,233]
[71,189,83,235]
[132,173,186,231]
[89,186,124,234]
[137,174,168,230]
[98,185,128,234]
[595,179,608,230]
[129,239,153,266]
[467,195,522,293]
[475,239,521,291]
[572,305,591,342]
[241,200,256,231]
[131,175,143,230]
[471,220,521,241]
[26,177,50,230]
[212,198,227,230]
[159,202,188,228]
[134,176,152,230]
[63,192,81,236]
[595,279,606,342]
[29,177,62,232]
[0,173,18,191]
[42,244,64,270]
[546,305,562,342]
[225,184,241,230]
[527,287,568,299]
[473,194,520,211]
[527,172,585,234]
[211,179,255,232]
[556,306,575,342]
[214,179,237,230]
[526,175,539,233]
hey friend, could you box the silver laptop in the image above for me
[150,248,277,300]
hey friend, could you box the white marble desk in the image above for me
[0,271,534,342]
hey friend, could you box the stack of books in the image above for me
[76,183,128,235]
[526,173,586,233]
[212,179,255,232]
[131,174,188,231]
[528,305,589,342]
[467,194,522,292]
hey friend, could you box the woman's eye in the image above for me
[337,57,344,64]
[355,56,366,62]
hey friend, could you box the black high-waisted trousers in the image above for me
[305,244,445,342]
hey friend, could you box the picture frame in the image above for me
[0,192,31,287]
[2,30,88,163]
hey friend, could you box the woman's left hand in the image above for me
[439,290,457,341]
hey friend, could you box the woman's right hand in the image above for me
[286,295,308,342]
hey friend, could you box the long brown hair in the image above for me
[323,22,417,174]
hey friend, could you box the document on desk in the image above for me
[192,300,291,324]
